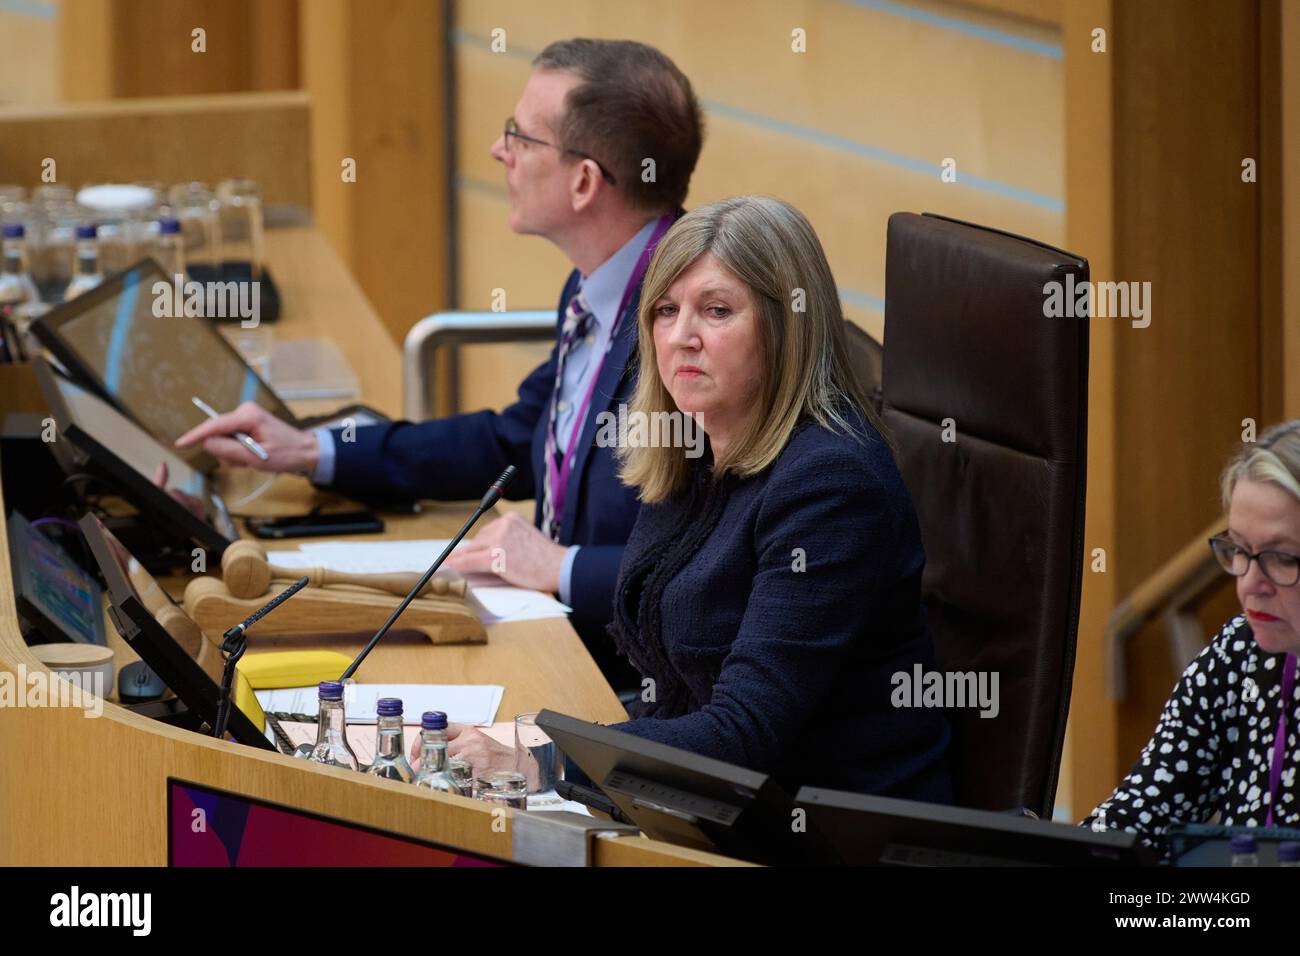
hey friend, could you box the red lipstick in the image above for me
[1247,609,1281,623]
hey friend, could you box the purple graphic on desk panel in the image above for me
[169,780,506,866]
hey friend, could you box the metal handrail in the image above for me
[1103,515,1227,699]
[402,310,556,421]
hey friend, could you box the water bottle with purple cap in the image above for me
[367,697,414,782]
[413,711,459,794]
[64,224,103,301]
[0,223,39,315]
[154,216,186,281]
[1229,834,1258,866]
[306,680,359,771]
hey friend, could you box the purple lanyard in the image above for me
[1265,653,1297,827]
[546,214,674,528]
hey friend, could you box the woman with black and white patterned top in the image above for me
[1084,422,1300,853]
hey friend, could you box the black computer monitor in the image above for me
[34,356,237,558]
[29,259,295,474]
[78,512,273,751]
[535,710,834,865]
[795,786,1157,866]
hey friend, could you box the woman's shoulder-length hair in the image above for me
[620,195,891,504]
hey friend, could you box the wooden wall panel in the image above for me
[0,5,60,105]
[949,0,1063,25]
[1061,0,1116,818]
[53,0,451,349]
[345,0,450,346]
[0,93,311,207]
[249,0,300,93]
[299,0,352,268]
[456,0,1064,201]
[299,0,450,347]
[1111,1,1262,765]
[452,0,1065,411]
[60,0,114,101]
[1259,0,1283,427]
[58,0,300,99]
[1281,0,1300,419]
[454,187,558,413]
[110,0,253,97]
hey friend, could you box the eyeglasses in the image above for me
[502,117,618,186]
[1208,533,1300,587]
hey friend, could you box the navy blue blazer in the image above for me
[608,412,952,801]
[328,270,642,650]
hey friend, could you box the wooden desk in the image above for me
[0,224,743,867]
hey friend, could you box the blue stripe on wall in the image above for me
[451,29,1064,213]
[838,287,887,313]
[839,0,1063,59]
[0,0,56,19]
[705,100,1064,213]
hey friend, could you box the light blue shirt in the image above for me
[312,217,660,606]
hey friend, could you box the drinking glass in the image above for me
[167,181,222,276]
[216,178,264,283]
[474,770,528,810]
[514,712,562,794]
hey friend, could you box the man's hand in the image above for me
[445,511,567,593]
[409,722,516,775]
[174,401,319,475]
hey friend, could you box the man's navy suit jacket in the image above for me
[327,269,642,653]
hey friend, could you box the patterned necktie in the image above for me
[541,288,595,540]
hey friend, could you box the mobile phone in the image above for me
[244,509,384,539]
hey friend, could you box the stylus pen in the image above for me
[191,396,270,461]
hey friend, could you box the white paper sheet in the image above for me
[285,539,465,572]
[266,539,572,622]
[255,683,503,727]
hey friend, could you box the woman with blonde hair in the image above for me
[597,195,951,799]
[1086,421,1300,851]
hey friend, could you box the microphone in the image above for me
[339,465,516,681]
[213,574,310,740]
[222,575,310,644]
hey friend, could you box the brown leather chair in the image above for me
[878,212,1089,817]
[842,320,884,415]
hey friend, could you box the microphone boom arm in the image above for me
[338,466,516,682]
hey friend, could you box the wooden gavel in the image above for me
[220,539,467,600]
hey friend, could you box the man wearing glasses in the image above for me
[177,38,704,690]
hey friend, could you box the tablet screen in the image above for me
[41,261,295,459]
[49,368,236,544]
